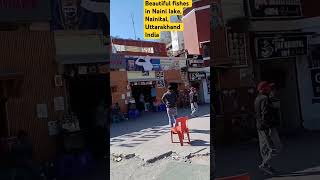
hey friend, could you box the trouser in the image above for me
[190,102,198,116]
[166,107,177,127]
[258,128,282,167]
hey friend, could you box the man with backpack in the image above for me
[254,81,282,175]
[162,85,179,127]
[189,87,199,118]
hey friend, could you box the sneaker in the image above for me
[259,165,274,175]
[267,165,278,174]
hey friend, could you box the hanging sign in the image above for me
[311,68,320,98]
[187,55,204,68]
[255,35,308,60]
[249,0,302,18]
[189,72,206,81]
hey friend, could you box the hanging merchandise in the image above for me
[157,80,165,88]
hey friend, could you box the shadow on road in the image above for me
[215,131,320,179]
[190,139,210,146]
[110,105,210,149]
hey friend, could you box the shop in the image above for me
[127,71,165,112]
[54,31,109,159]
[187,55,210,104]
[254,33,308,131]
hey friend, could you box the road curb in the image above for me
[145,151,173,163]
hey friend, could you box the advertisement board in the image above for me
[0,0,51,21]
[248,0,302,18]
[255,35,308,60]
[126,56,161,71]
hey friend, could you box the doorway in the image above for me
[191,81,205,104]
[131,85,153,112]
[260,59,302,131]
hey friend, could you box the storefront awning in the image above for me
[54,31,109,65]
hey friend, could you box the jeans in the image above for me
[191,102,198,116]
[166,107,177,127]
[258,128,282,167]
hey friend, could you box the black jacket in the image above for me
[254,93,276,130]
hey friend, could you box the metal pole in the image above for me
[131,13,137,40]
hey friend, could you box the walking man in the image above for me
[162,85,179,127]
[254,81,282,175]
[190,87,199,118]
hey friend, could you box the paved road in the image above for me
[215,131,320,180]
[110,105,210,153]
[110,105,211,180]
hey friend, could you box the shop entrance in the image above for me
[68,74,108,130]
[191,81,205,104]
[67,74,108,158]
[131,84,154,112]
[260,59,302,131]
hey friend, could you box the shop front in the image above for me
[187,55,210,104]
[254,33,308,132]
[54,31,109,159]
[127,71,165,112]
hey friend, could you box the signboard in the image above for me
[227,30,247,66]
[0,0,51,21]
[54,97,65,111]
[127,71,156,80]
[187,55,204,68]
[160,60,180,70]
[189,72,206,81]
[156,71,164,79]
[126,56,161,71]
[51,0,108,38]
[311,68,320,98]
[110,54,126,69]
[248,0,302,18]
[255,36,308,60]
[36,104,48,119]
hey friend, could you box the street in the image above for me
[215,131,320,180]
[110,104,211,180]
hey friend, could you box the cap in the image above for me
[257,81,273,92]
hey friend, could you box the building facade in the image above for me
[212,0,320,143]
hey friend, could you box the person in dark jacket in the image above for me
[162,85,179,127]
[189,87,199,117]
[255,81,282,175]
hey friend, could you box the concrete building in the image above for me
[181,0,211,104]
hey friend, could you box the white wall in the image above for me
[296,55,320,130]
[171,31,184,52]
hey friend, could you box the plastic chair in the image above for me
[216,173,250,180]
[171,116,190,146]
